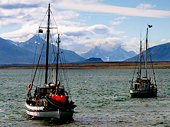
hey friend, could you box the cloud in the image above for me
[111,16,127,26]
[52,11,79,20]
[0,6,47,28]
[89,24,124,35]
[122,37,139,53]
[60,34,123,54]
[60,24,122,38]
[0,5,80,41]
[147,42,157,49]
[111,21,122,25]
[0,3,39,9]
[136,4,156,10]
[114,16,128,20]
[0,0,48,6]
[99,37,122,51]
[0,2,80,28]
[161,38,167,43]
[55,0,170,18]
[89,24,110,34]
[0,0,169,55]
[160,38,170,43]
[0,21,39,42]
[65,30,92,36]
[121,37,160,54]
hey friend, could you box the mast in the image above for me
[56,34,60,87]
[45,4,50,84]
[139,32,142,78]
[145,27,148,77]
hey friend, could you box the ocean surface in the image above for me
[0,69,170,127]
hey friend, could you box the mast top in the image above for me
[48,3,50,9]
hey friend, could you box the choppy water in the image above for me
[0,69,170,127]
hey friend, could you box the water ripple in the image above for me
[0,69,170,126]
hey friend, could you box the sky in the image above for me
[0,0,170,54]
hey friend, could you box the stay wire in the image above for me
[148,48,156,84]
[50,10,58,33]
[131,53,139,85]
[39,10,48,29]
[32,35,46,87]
[60,50,72,98]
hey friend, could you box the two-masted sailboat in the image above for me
[25,4,76,119]
[130,25,157,98]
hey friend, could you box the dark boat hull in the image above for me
[130,89,157,98]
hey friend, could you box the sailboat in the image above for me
[130,25,157,98]
[25,4,76,119]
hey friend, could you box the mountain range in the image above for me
[16,35,85,63]
[125,42,170,61]
[0,35,170,65]
[0,35,85,65]
[81,46,136,61]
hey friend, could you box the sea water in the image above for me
[0,69,170,126]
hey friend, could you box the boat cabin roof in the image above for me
[38,87,54,98]
[141,77,150,81]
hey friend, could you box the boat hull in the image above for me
[25,101,74,119]
[130,89,157,98]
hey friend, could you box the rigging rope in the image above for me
[148,48,156,84]
[50,10,59,33]
[31,35,46,85]
[29,7,72,98]
[131,54,139,85]
[59,50,72,98]
[39,10,48,28]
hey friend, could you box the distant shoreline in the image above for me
[0,61,170,69]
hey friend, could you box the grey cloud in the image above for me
[65,30,93,36]
[0,4,39,9]
[91,26,110,34]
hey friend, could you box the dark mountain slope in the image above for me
[17,35,85,63]
[126,42,170,61]
[0,37,35,64]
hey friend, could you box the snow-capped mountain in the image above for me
[0,36,85,64]
[81,46,136,61]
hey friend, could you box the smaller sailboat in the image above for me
[25,4,76,119]
[130,25,157,98]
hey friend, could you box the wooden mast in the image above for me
[45,4,50,84]
[139,32,142,78]
[56,34,60,89]
[145,27,148,77]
